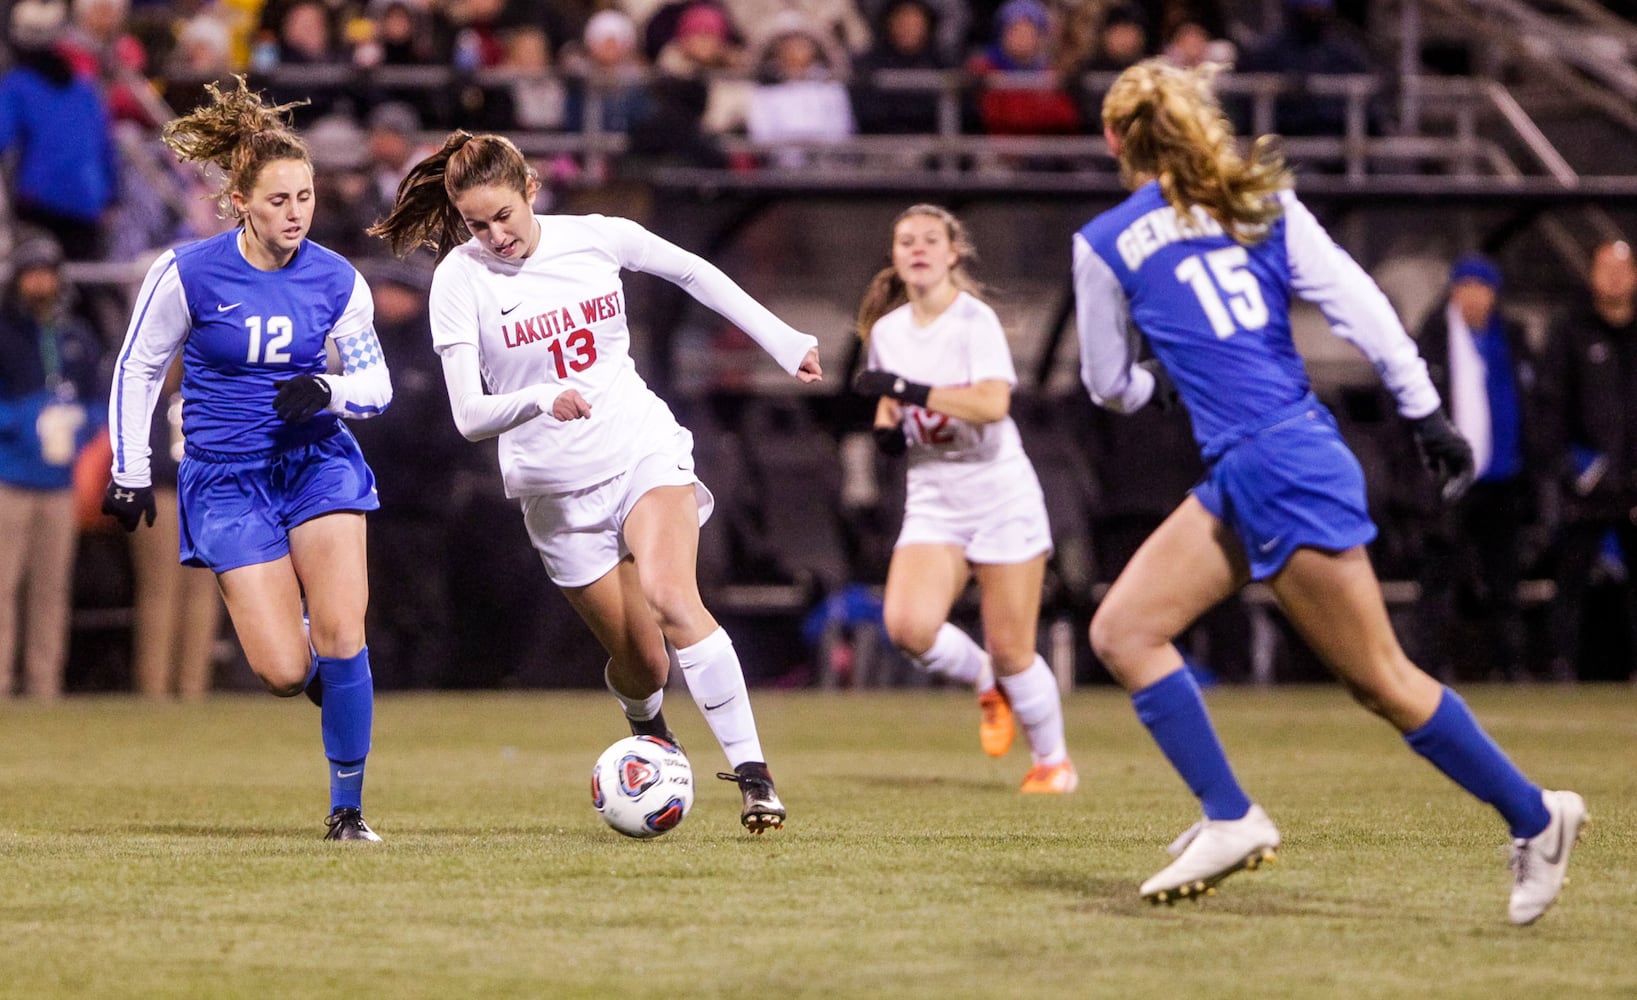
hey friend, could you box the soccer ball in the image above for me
[591,736,694,839]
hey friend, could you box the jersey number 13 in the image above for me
[1173,246,1269,339]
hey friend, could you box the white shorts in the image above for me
[896,466,1052,566]
[520,428,715,588]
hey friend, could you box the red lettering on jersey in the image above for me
[579,291,620,325]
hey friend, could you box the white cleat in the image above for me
[1508,789,1588,926]
[1140,804,1280,904]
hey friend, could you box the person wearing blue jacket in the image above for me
[0,0,120,260]
[0,230,105,699]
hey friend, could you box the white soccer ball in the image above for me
[591,736,694,839]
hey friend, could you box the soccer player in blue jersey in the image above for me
[1073,61,1584,924]
[102,80,394,841]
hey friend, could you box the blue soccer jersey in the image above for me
[1073,181,1440,455]
[110,231,392,484]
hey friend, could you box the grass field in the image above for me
[1,685,1633,999]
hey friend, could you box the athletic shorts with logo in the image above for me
[521,427,715,588]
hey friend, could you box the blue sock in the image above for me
[318,646,373,812]
[1404,688,1548,839]
[1131,666,1253,821]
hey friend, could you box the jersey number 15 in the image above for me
[1174,246,1269,339]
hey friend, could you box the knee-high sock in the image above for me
[674,627,764,768]
[605,660,664,722]
[1131,666,1251,822]
[997,655,1067,765]
[1405,687,1550,839]
[318,646,373,811]
[910,622,993,692]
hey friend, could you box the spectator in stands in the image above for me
[1160,16,1233,69]
[563,8,652,133]
[1234,0,1375,137]
[354,0,440,67]
[129,361,223,701]
[1543,240,1637,683]
[746,12,855,166]
[364,102,430,217]
[724,0,871,55]
[858,0,964,65]
[166,14,234,78]
[638,0,742,62]
[965,0,1080,136]
[643,2,750,144]
[0,0,120,261]
[59,0,154,125]
[1079,3,1147,72]
[0,231,105,700]
[851,0,947,136]
[1414,256,1542,682]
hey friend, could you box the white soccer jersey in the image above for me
[866,291,1040,504]
[430,213,817,496]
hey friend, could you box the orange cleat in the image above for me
[1020,759,1079,794]
[977,685,1015,758]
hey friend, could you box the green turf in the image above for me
[0,686,1632,999]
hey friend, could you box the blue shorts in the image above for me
[177,425,379,572]
[1191,400,1376,581]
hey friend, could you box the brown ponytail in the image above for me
[856,203,985,341]
[160,76,309,222]
[1102,60,1292,244]
[369,132,540,262]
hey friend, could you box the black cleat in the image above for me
[716,761,786,834]
[628,709,679,750]
[323,807,382,842]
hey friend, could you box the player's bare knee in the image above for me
[256,663,311,698]
[307,621,364,660]
[643,581,706,635]
[882,611,937,658]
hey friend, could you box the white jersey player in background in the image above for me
[370,131,821,832]
[853,204,1076,794]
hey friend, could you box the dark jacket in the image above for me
[1418,304,1545,482]
[1539,304,1637,520]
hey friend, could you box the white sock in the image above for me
[674,628,764,768]
[911,622,993,692]
[997,656,1067,765]
[604,661,663,722]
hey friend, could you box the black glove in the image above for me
[1139,358,1180,412]
[1411,409,1475,503]
[852,369,932,408]
[872,424,907,457]
[102,482,156,532]
[273,376,332,422]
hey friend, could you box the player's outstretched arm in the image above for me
[610,218,819,377]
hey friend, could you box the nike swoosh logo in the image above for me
[217,302,241,312]
[703,696,736,711]
[336,769,362,779]
[1258,537,1282,553]
[1540,814,1567,865]
[500,302,523,315]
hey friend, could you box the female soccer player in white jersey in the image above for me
[103,80,393,841]
[369,132,821,833]
[852,204,1076,794]
[1074,61,1583,923]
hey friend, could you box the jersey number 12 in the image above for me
[1173,246,1268,339]
[245,316,294,364]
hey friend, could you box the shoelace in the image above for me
[1508,842,1530,881]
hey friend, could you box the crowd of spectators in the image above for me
[4,0,1637,694]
